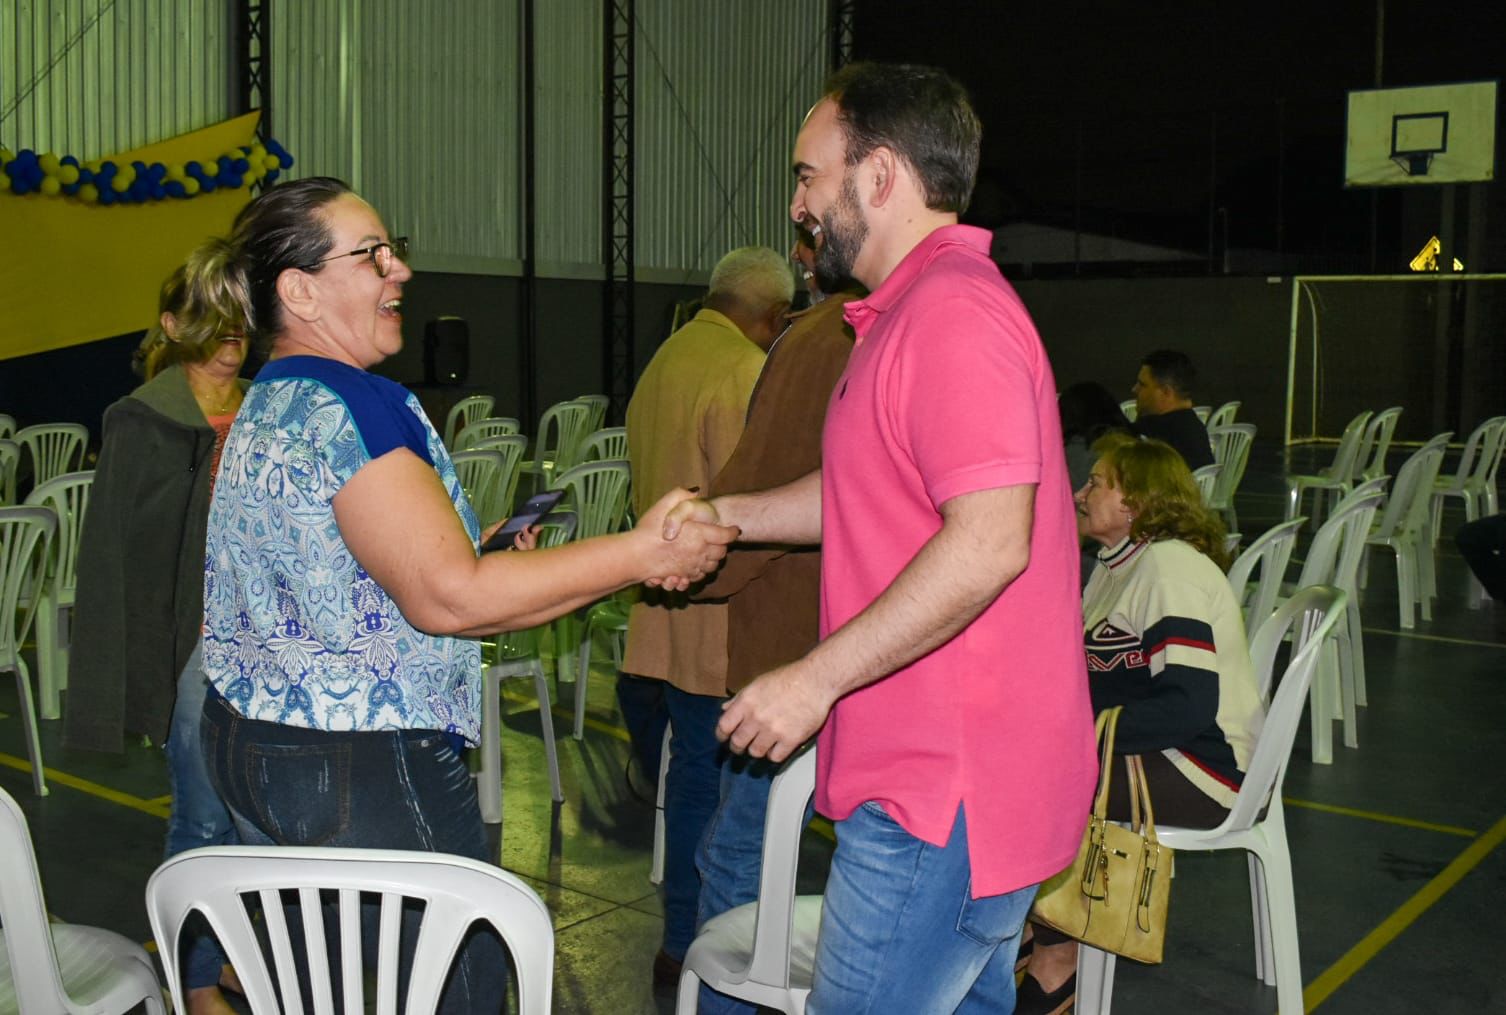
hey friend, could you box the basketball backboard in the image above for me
[1345,81,1497,187]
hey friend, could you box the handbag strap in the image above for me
[1091,707,1122,819]
[1126,754,1161,846]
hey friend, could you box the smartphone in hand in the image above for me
[481,489,566,552]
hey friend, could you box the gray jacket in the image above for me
[63,365,247,752]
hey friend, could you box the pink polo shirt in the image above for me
[816,224,1097,898]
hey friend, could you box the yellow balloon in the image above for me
[0,148,12,164]
[264,154,282,171]
[182,176,201,196]
[114,164,136,187]
[40,175,62,196]
[85,160,103,174]
[39,152,61,174]
[0,173,10,193]
[78,183,99,203]
[166,162,186,181]
[111,173,131,193]
[58,165,80,185]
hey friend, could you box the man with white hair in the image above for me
[622,244,794,986]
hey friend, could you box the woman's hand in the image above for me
[634,488,740,591]
[478,518,541,551]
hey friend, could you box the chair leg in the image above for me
[13,661,48,795]
[675,968,703,1014]
[477,666,502,824]
[533,667,564,803]
[1395,548,1416,630]
[574,624,592,741]
[34,594,61,720]
[1255,842,1304,1015]
[1348,598,1368,707]
[651,723,671,886]
[1247,853,1274,985]
[1333,633,1358,750]
[1075,945,1116,1015]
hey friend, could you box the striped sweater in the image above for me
[1083,537,1264,808]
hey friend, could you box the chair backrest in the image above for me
[0,439,19,505]
[1296,492,1383,588]
[1478,416,1506,491]
[0,785,75,1013]
[1207,400,1241,429]
[471,433,528,517]
[443,394,495,449]
[0,507,56,662]
[1322,410,1373,484]
[575,394,610,433]
[534,400,594,475]
[1191,463,1220,505]
[1332,475,1389,515]
[146,845,554,1015]
[1233,585,1347,831]
[1192,405,1211,424]
[0,413,15,440]
[1357,406,1403,481]
[1226,517,1305,638]
[1207,423,1255,509]
[549,460,632,539]
[454,416,521,452]
[15,422,87,490]
[23,471,94,598]
[1119,399,1138,422]
[579,427,628,464]
[450,450,505,527]
[1372,437,1449,541]
[1442,415,1504,491]
[746,746,818,989]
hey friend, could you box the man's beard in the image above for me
[812,172,867,289]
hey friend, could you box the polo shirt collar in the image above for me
[843,223,992,337]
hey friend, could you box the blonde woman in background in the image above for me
[66,253,250,1015]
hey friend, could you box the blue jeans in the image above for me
[694,752,783,1015]
[662,685,729,960]
[200,690,506,1015]
[807,803,1037,1014]
[163,641,238,989]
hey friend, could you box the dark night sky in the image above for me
[855,1,1506,270]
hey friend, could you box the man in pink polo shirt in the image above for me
[665,62,1097,1011]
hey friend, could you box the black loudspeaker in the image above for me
[1456,514,1506,600]
[424,316,470,386]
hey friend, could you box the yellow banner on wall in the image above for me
[0,112,261,361]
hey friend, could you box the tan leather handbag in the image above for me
[1030,706,1171,964]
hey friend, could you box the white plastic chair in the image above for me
[1,785,166,1013]
[469,432,529,520]
[579,426,628,464]
[1326,477,1388,707]
[1119,399,1138,423]
[1192,405,1211,424]
[451,449,506,528]
[1207,423,1255,529]
[1363,436,1449,628]
[521,400,595,492]
[442,394,495,450]
[575,592,633,740]
[576,393,610,434]
[1355,406,1403,483]
[1076,585,1348,1015]
[146,845,553,1015]
[549,461,632,691]
[1227,517,1305,641]
[24,470,94,720]
[16,422,88,491]
[476,513,577,820]
[1284,409,1371,524]
[1431,416,1506,543]
[0,438,18,505]
[1207,400,1241,429]
[651,722,672,886]
[454,415,521,452]
[0,506,55,796]
[677,746,819,1015]
[1191,463,1220,506]
[0,413,15,440]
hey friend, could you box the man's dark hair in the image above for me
[1141,349,1197,399]
[824,62,981,214]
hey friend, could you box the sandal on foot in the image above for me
[1014,971,1076,1015]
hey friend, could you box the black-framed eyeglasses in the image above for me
[305,236,410,277]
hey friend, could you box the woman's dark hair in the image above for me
[228,176,352,348]
[1060,382,1132,444]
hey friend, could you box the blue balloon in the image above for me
[217,155,233,172]
[16,149,38,166]
[199,175,218,193]
[129,179,149,201]
[26,164,44,188]
[265,169,281,184]
[12,178,30,195]
[164,180,186,198]
[2,160,16,179]
[62,181,80,195]
[98,187,116,205]
[233,158,250,174]
[78,168,94,184]
[132,160,147,174]
[185,160,202,177]
[148,163,166,181]
[151,183,166,199]
[98,160,117,177]
[60,154,79,167]
[278,153,294,169]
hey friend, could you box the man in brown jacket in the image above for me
[622,245,793,982]
[688,227,858,1015]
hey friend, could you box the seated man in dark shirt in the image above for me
[1131,349,1214,470]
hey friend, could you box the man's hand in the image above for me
[661,496,721,540]
[717,661,836,762]
[634,488,739,591]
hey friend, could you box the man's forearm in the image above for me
[712,468,822,544]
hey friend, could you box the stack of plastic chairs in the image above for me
[23,471,94,719]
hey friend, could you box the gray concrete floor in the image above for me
[1,442,1503,1013]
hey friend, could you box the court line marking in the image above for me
[0,753,171,819]
[1305,813,1506,1011]
[1361,627,1506,650]
[1282,797,1477,838]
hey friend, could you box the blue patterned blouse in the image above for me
[203,356,483,743]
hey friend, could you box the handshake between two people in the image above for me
[635,488,739,592]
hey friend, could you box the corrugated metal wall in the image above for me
[5,0,830,278]
[0,0,230,159]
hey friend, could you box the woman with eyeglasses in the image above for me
[188,177,735,1012]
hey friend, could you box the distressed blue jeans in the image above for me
[163,641,238,989]
[201,690,506,1015]
[807,803,1037,1014]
